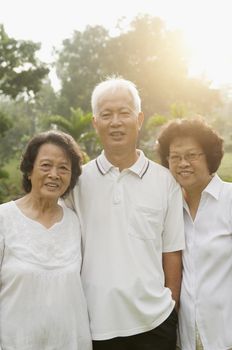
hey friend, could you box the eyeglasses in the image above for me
[167,152,205,164]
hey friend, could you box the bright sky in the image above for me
[1,0,232,89]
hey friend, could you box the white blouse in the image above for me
[178,175,232,350]
[0,201,92,350]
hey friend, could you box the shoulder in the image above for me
[0,201,15,237]
[145,159,181,195]
[62,204,80,222]
[0,201,14,216]
[147,159,178,181]
[213,175,232,194]
[221,179,232,197]
[78,158,100,184]
[221,179,232,189]
[82,159,98,173]
[148,159,170,174]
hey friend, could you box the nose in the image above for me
[48,167,59,178]
[110,113,122,125]
[178,156,190,166]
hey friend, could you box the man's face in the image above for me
[92,89,144,154]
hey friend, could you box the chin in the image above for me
[43,191,61,200]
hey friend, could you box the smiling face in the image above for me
[92,89,144,160]
[29,143,72,201]
[168,136,212,193]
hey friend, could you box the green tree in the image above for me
[104,15,221,117]
[0,109,13,203]
[0,24,49,99]
[0,109,12,137]
[43,107,100,159]
[55,25,110,116]
[55,15,221,120]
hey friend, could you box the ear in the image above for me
[138,112,144,130]
[92,116,97,130]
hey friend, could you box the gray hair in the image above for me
[91,76,141,116]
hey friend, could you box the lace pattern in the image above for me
[0,201,81,268]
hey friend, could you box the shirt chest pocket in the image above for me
[128,206,163,240]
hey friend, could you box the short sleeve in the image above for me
[162,178,185,252]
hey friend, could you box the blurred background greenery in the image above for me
[0,15,232,203]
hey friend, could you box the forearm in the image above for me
[162,251,182,311]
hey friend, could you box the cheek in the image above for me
[94,124,106,136]
[169,164,176,175]
[64,174,72,186]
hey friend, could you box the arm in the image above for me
[162,250,182,311]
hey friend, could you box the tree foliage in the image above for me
[55,15,221,118]
[0,24,49,99]
[0,110,12,138]
[55,25,109,116]
[43,107,100,158]
[0,14,230,202]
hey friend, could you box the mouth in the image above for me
[109,131,125,140]
[110,131,125,136]
[45,182,59,189]
[177,171,193,177]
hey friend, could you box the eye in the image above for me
[40,163,51,170]
[59,165,71,173]
[169,155,180,162]
[100,112,112,120]
[120,111,131,118]
[187,153,197,161]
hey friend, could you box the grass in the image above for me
[218,152,232,182]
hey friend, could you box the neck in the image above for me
[104,149,139,171]
[18,194,58,213]
[183,175,213,219]
[15,194,62,229]
[183,189,201,220]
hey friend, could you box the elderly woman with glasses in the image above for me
[157,117,232,350]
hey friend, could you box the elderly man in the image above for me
[67,76,185,350]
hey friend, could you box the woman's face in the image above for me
[168,136,212,193]
[29,143,72,201]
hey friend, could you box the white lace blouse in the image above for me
[0,201,92,350]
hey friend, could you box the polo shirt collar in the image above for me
[95,150,149,178]
[130,150,150,178]
[203,174,222,200]
[95,151,113,175]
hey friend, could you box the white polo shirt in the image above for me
[69,150,185,340]
[178,174,232,350]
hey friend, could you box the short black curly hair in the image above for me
[156,117,224,174]
[20,130,82,197]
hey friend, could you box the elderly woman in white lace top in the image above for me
[0,130,92,350]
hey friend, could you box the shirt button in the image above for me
[113,195,121,204]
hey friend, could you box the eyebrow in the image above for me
[39,158,70,164]
[169,148,202,153]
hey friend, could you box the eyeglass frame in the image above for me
[167,152,205,164]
